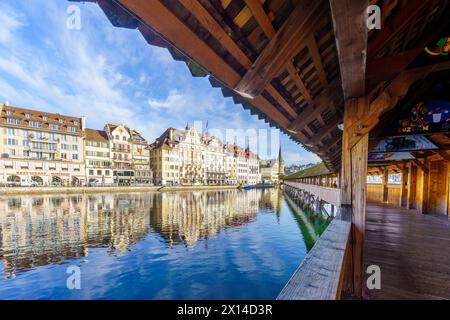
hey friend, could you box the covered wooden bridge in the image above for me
[71,0,450,299]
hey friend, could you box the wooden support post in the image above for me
[417,159,430,214]
[400,165,409,207]
[382,167,389,203]
[340,98,369,297]
[408,163,418,210]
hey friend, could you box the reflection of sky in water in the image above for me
[0,189,327,299]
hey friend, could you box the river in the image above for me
[0,188,330,299]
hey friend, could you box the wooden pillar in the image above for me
[428,160,449,215]
[382,167,389,203]
[400,165,408,207]
[340,98,369,297]
[408,163,418,209]
[416,159,430,214]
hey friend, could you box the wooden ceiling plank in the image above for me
[288,85,340,131]
[234,0,325,98]
[306,35,328,87]
[367,0,429,57]
[329,0,369,99]
[287,64,313,104]
[179,0,252,68]
[304,115,341,147]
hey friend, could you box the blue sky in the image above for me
[0,0,320,165]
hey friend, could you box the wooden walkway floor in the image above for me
[364,203,450,300]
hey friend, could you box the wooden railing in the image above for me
[284,181,341,207]
[279,181,352,300]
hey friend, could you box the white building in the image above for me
[85,128,113,184]
[0,104,86,186]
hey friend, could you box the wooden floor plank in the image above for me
[364,203,450,300]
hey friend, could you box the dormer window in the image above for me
[73,121,79,125]
[67,126,76,133]
[29,121,41,128]
[6,110,14,115]
[59,118,64,123]
[25,113,31,119]
[42,116,48,121]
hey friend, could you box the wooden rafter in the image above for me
[288,85,340,132]
[180,0,298,118]
[303,115,341,148]
[330,0,368,99]
[234,0,326,98]
[245,0,313,106]
[117,0,292,127]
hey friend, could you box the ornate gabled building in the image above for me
[129,129,151,184]
[104,124,151,185]
[150,126,261,185]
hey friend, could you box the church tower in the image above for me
[278,146,285,179]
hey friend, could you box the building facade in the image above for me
[85,129,113,184]
[0,103,86,186]
[260,147,285,184]
[150,126,261,185]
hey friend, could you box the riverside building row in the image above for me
[0,104,282,186]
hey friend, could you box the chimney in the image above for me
[169,128,173,141]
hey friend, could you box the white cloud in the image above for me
[0,4,25,44]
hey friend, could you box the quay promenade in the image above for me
[0,185,239,196]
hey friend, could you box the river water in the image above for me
[0,188,330,299]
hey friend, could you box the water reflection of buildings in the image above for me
[0,189,284,277]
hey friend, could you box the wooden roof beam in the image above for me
[288,85,340,132]
[234,0,326,98]
[244,0,313,106]
[303,115,341,148]
[329,0,368,99]
[117,0,291,127]
[347,61,450,149]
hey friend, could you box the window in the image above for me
[49,124,59,130]
[115,135,119,140]
[122,136,126,141]
[61,144,68,150]
[97,170,102,175]
[67,126,76,132]
[7,128,15,135]
[25,113,31,118]
[22,140,29,147]
[73,121,79,125]
[7,138,18,146]
[89,170,94,175]
[61,153,67,159]
[42,116,48,121]
[72,145,78,151]
[105,170,110,176]
[5,110,14,115]
[29,121,41,128]
[7,118,20,125]
[59,118,64,123]
[72,154,78,160]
